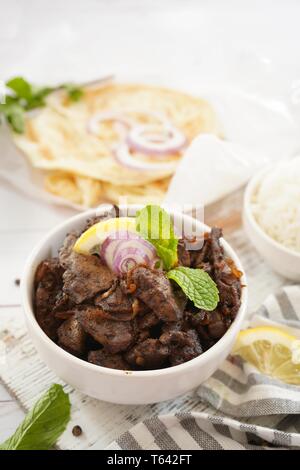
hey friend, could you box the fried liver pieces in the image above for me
[34,220,242,371]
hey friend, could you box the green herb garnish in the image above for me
[0,384,71,450]
[136,205,178,271]
[0,76,83,133]
[62,83,83,102]
[135,205,220,310]
[167,266,219,311]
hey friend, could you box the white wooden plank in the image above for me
[0,180,76,233]
[0,385,24,443]
[0,231,47,305]
[0,307,24,442]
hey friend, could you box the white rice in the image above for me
[251,157,300,253]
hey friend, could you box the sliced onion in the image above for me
[127,124,187,156]
[114,247,151,273]
[100,230,139,264]
[100,230,159,275]
[114,143,175,172]
[87,109,168,137]
[87,111,134,136]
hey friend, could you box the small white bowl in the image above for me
[243,167,300,281]
[21,205,247,404]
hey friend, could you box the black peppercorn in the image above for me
[72,425,82,437]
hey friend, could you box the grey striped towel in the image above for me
[107,286,300,450]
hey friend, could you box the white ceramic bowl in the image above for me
[21,205,247,405]
[243,167,300,281]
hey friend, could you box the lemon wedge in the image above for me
[233,326,300,385]
[73,217,137,254]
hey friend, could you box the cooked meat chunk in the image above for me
[195,326,214,350]
[174,288,187,312]
[53,290,72,312]
[35,258,64,340]
[184,310,224,348]
[59,231,116,304]
[217,278,241,319]
[186,308,227,340]
[83,206,119,231]
[184,309,209,328]
[160,329,202,366]
[161,321,183,334]
[88,349,129,370]
[125,339,169,369]
[136,310,160,330]
[208,227,242,320]
[76,306,134,353]
[54,310,75,320]
[57,317,86,356]
[34,216,243,372]
[210,227,224,270]
[135,328,151,343]
[207,311,227,339]
[177,240,191,267]
[129,266,183,322]
[58,232,78,269]
[94,281,133,317]
[35,258,63,285]
[133,310,162,342]
[190,235,211,269]
[63,254,116,304]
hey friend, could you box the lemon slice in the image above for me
[233,326,300,385]
[73,217,136,254]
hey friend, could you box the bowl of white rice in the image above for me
[243,158,300,281]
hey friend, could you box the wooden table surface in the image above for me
[0,180,76,442]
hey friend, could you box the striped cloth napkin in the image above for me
[107,286,300,450]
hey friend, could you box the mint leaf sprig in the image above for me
[135,205,220,311]
[136,205,178,271]
[168,266,219,311]
[0,384,71,450]
[0,76,83,133]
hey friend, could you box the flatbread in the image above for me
[45,171,170,207]
[13,82,221,206]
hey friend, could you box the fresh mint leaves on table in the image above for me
[0,76,83,133]
[168,266,219,311]
[136,205,178,271]
[0,384,71,450]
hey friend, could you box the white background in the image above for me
[1,0,300,444]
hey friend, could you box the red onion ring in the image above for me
[87,109,186,171]
[113,246,152,274]
[114,143,176,172]
[127,124,187,156]
[100,230,159,275]
[87,111,134,136]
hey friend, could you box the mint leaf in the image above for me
[6,77,32,101]
[0,384,71,450]
[1,76,83,133]
[136,205,178,270]
[2,103,25,133]
[26,86,55,109]
[167,266,219,311]
[62,83,83,102]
